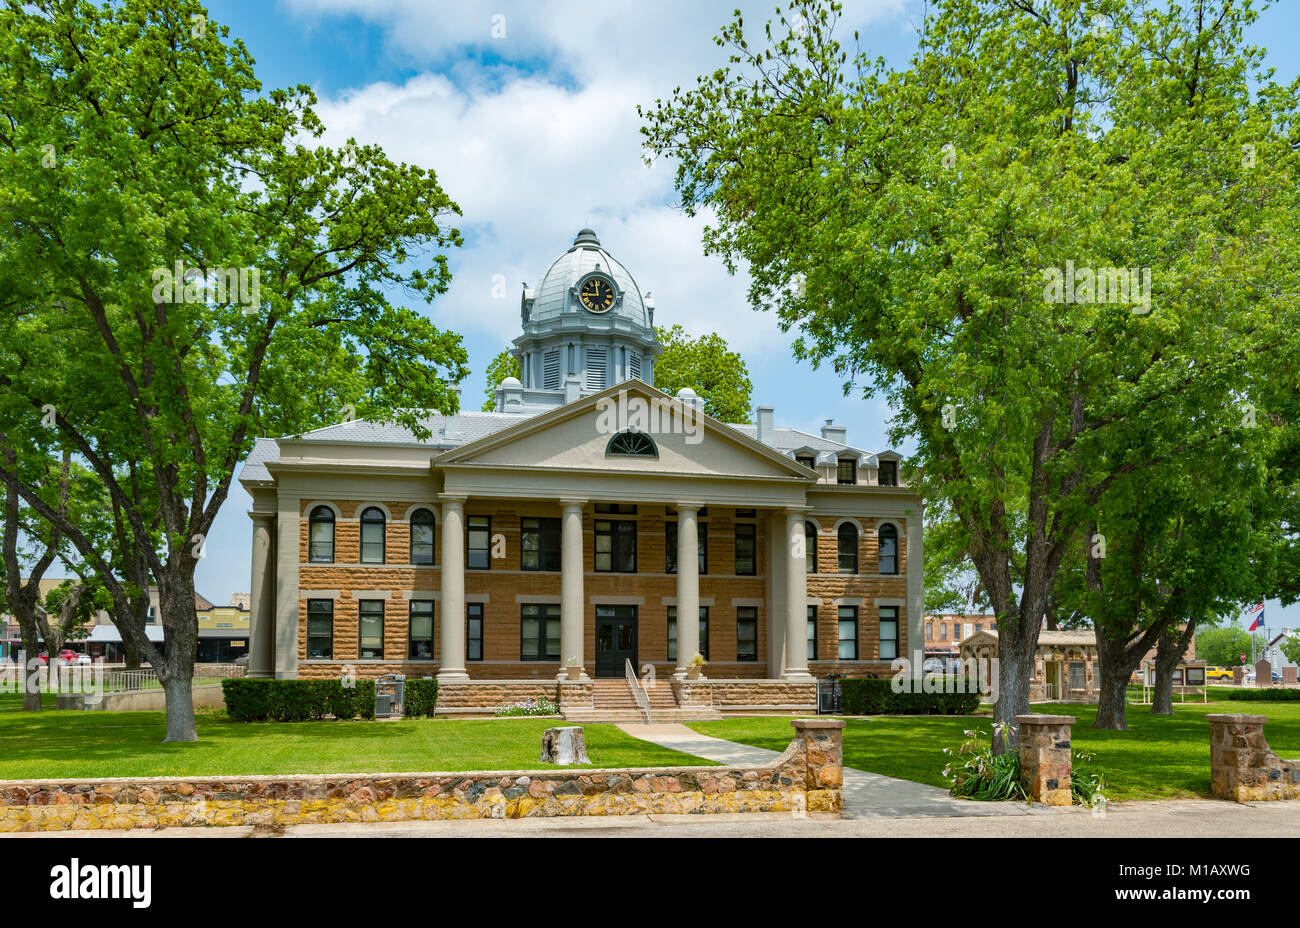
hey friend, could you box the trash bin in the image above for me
[375,674,405,718]
[818,674,841,714]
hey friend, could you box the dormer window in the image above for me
[837,458,857,485]
[606,431,658,458]
[878,461,898,486]
[796,454,816,470]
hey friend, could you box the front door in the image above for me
[595,605,638,678]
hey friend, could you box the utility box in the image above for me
[375,674,405,718]
[818,674,842,714]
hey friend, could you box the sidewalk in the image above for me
[616,722,1045,819]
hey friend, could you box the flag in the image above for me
[1247,601,1265,632]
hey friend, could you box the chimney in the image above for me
[820,418,847,445]
[756,405,774,445]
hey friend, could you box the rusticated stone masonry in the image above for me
[1208,713,1300,802]
[0,719,843,831]
[1016,714,1075,806]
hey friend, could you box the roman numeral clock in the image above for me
[579,275,616,313]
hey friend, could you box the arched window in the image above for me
[878,523,898,575]
[360,507,386,564]
[805,521,818,574]
[837,523,858,574]
[410,509,435,565]
[606,431,658,458]
[308,506,335,563]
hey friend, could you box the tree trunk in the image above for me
[157,569,200,742]
[1152,621,1195,716]
[992,630,1035,753]
[19,630,40,712]
[123,637,142,671]
[1093,628,1138,730]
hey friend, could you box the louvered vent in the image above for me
[586,348,607,391]
[629,352,642,380]
[543,348,561,389]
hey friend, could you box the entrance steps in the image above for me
[561,679,724,723]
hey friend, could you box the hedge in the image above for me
[222,678,438,721]
[838,677,980,715]
[1207,686,1300,702]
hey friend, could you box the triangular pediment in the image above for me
[435,381,814,481]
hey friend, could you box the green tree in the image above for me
[1196,627,1254,667]
[481,349,522,411]
[1280,635,1300,666]
[641,0,1300,746]
[0,0,468,740]
[652,324,753,422]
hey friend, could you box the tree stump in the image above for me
[540,726,590,765]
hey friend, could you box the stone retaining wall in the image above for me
[1208,713,1300,802]
[673,679,817,713]
[0,719,844,831]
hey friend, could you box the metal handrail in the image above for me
[625,658,652,724]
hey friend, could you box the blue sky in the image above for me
[178,0,1300,637]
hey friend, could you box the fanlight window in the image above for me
[605,431,658,458]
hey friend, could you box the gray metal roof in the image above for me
[530,229,650,329]
[725,424,876,459]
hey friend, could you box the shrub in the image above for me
[943,728,1107,808]
[838,677,980,715]
[1208,686,1300,701]
[222,678,382,722]
[403,679,438,717]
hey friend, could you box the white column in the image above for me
[560,499,588,680]
[273,494,300,679]
[673,505,701,679]
[782,510,813,680]
[438,495,469,681]
[906,505,925,676]
[767,511,787,678]
[247,512,276,679]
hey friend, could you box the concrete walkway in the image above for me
[617,722,1049,819]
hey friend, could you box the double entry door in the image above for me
[594,605,638,678]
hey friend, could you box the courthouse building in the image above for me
[238,229,924,715]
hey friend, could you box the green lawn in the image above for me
[0,694,715,779]
[690,699,1300,801]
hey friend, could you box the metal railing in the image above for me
[625,658,652,724]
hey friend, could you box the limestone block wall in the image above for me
[1208,713,1300,802]
[673,679,817,712]
[0,720,844,831]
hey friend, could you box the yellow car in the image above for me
[1205,667,1235,681]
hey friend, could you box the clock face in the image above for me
[579,277,615,312]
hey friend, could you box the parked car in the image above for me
[36,649,80,664]
[1205,666,1235,681]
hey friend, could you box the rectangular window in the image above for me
[595,519,637,573]
[306,599,333,659]
[521,517,561,571]
[667,606,709,661]
[521,603,561,661]
[467,603,484,662]
[736,607,758,662]
[358,600,384,660]
[878,461,898,486]
[595,503,638,514]
[879,606,899,661]
[735,508,756,518]
[837,459,857,485]
[467,516,491,570]
[926,623,933,641]
[807,605,818,661]
[796,455,816,470]
[838,606,859,660]
[665,519,707,574]
[734,523,756,575]
[410,516,435,565]
[408,600,434,659]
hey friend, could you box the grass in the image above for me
[689,699,1300,801]
[0,693,716,779]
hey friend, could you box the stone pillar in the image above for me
[1016,714,1075,805]
[560,499,588,680]
[1255,658,1272,687]
[438,496,469,682]
[905,506,925,670]
[790,718,845,790]
[273,494,300,679]
[782,511,812,680]
[247,513,276,679]
[674,505,701,679]
[1207,713,1300,801]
